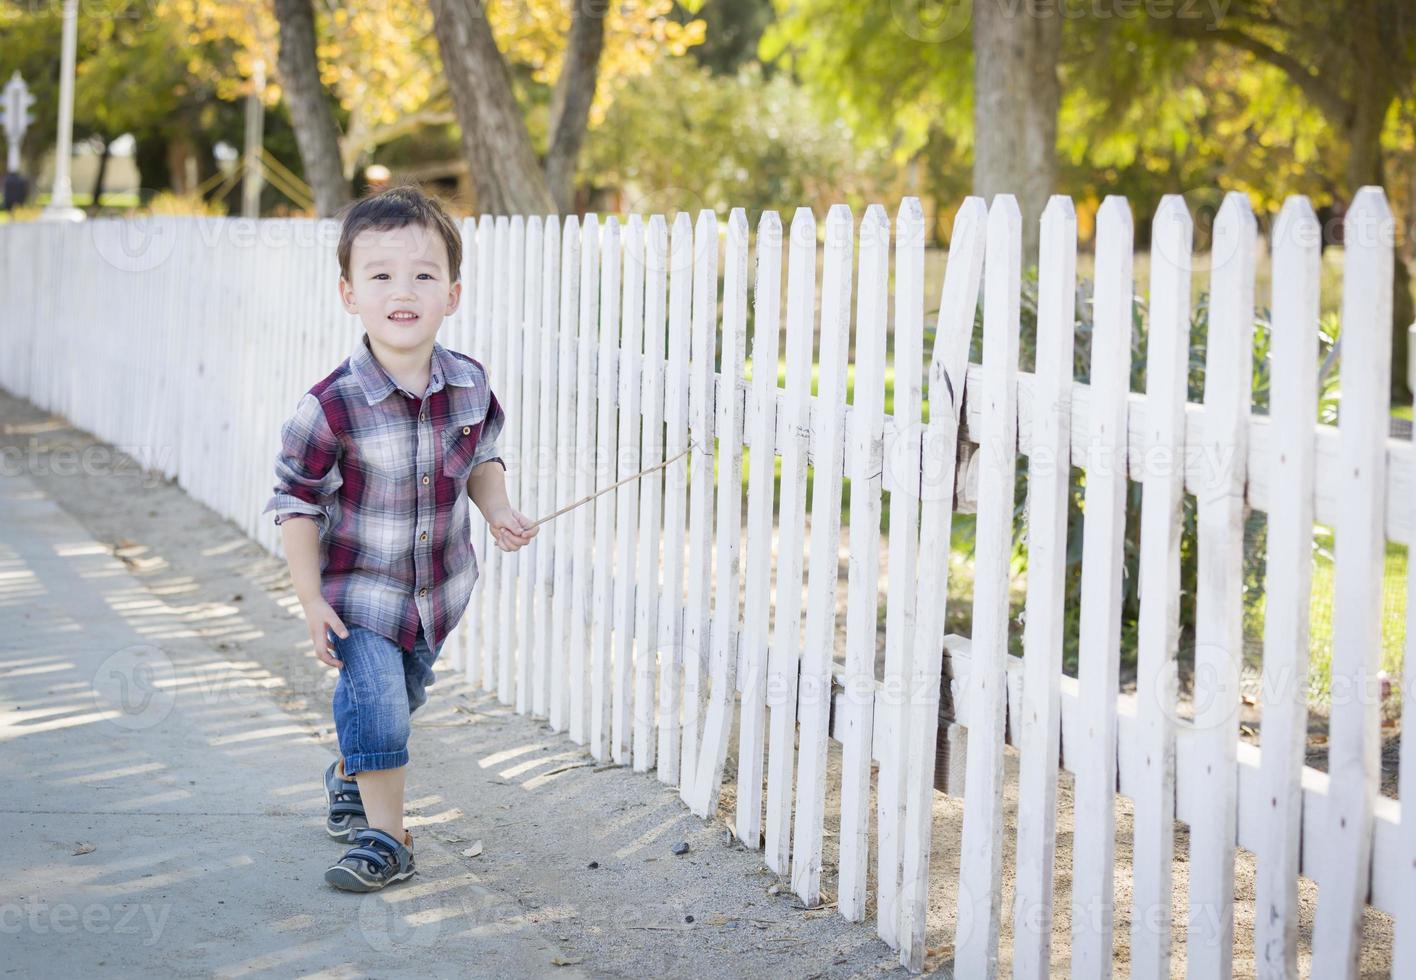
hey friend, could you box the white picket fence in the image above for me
[1,188,1412,977]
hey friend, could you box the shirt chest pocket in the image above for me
[441,417,483,482]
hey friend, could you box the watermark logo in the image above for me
[88,206,178,274]
[0,900,170,946]
[891,0,971,43]
[92,643,176,730]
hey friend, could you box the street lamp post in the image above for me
[42,0,84,221]
[242,59,265,219]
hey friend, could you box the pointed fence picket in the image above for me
[1011,195,1076,980]
[496,214,523,707]
[515,215,543,716]
[898,196,989,972]
[1251,196,1318,980]
[612,216,645,767]
[633,215,669,774]
[836,203,889,922]
[590,217,621,763]
[954,195,1023,979]
[680,210,719,797]
[1187,192,1256,979]
[4,188,1411,978]
[874,198,926,949]
[1312,188,1395,979]
[567,215,599,745]
[690,207,747,818]
[548,214,581,734]
[532,213,561,721]
[1129,194,1192,980]
[1070,196,1133,976]
[761,207,817,875]
[656,211,693,787]
[791,204,853,907]
[732,209,783,844]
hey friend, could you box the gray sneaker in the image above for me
[325,827,416,892]
[324,759,368,843]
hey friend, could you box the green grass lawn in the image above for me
[1303,532,1408,708]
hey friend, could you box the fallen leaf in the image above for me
[462,841,484,858]
[72,843,96,856]
[551,956,582,967]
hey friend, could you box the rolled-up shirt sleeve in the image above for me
[262,391,343,535]
[470,389,506,472]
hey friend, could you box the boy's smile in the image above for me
[338,221,461,361]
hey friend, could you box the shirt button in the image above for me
[421,474,430,485]
[462,426,471,435]
[420,532,428,541]
[419,587,428,597]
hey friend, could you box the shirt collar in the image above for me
[350,332,476,405]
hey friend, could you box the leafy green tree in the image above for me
[581,56,905,218]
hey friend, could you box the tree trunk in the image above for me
[971,0,1061,263]
[545,0,608,212]
[1343,0,1411,401]
[430,0,556,215]
[133,134,168,204]
[88,134,110,213]
[274,0,351,217]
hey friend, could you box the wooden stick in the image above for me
[523,445,693,531]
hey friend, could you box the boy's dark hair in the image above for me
[335,183,463,283]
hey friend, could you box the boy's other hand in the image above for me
[489,506,538,552]
[301,597,349,668]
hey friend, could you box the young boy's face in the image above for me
[338,221,461,353]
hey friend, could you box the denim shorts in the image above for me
[328,624,443,776]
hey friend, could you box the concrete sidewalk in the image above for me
[0,388,899,978]
[0,467,584,978]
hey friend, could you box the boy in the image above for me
[263,184,537,892]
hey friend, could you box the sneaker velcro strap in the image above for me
[344,845,391,873]
[346,828,406,874]
[355,828,403,851]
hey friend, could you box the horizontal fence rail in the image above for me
[0,188,1410,977]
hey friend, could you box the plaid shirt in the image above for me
[263,332,505,655]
